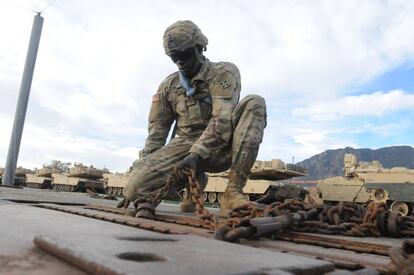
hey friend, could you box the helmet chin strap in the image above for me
[195,47,206,64]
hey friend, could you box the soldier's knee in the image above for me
[240,95,267,126]
[240,94,267,112]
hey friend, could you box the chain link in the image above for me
[119,167,414,247]
[186,171,218,231]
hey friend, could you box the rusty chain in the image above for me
[185,170,218,231]
[214,198,414,243]
[118,168,414,245]
[186,174,414,271]
[116,167,414,272]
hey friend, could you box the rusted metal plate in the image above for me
[70,204,399,273]
[245,239,394,274]
[85,204,215,229]
[36,203,192,235]
[1,203,334,275]
[33,233,334,275]
[276,232,392,256]
[312,233,406,248]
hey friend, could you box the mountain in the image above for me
[296,146,414,180]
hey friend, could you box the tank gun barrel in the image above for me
[210,159,306,181]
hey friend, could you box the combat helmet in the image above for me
[163,20,208,56]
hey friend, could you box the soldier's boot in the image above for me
[180,172,208,213]
[180,186,196,212]
[219,170,250,217]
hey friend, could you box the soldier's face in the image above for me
[170,48,202,78]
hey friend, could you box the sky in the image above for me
[0,0,413,172]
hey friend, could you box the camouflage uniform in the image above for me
[123,21,267,215]
[124,59,267,201]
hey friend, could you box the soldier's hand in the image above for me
[174,153,200,179]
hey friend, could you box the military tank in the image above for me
[52,163,106,193]
[196,159,307,204]
[103,172,130,195]
[0,167,34,186]
[317,154,414,216]
[26,165,63,189]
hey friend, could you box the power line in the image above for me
[0,0,58,14]
[0,0,58,60]
[40,0,58,14]
[0,0,36,13]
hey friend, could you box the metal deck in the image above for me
[0,186,402,274]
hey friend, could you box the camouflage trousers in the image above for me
[124,94,267,202]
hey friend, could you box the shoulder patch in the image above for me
[219,79,231,89]
[152,94,160,102]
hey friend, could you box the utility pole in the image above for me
[2,13,44,187]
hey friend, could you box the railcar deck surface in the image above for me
[0,186,404,274]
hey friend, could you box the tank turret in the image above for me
[67,163,104,179]
[36,165,64,177]
[200,159,306,204]
[51,163,106,193]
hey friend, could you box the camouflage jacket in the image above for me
[140,60,241,159]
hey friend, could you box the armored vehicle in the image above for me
[67,163,105,179]
[317,154,414,215]
[0,167,34,186]
[103,173,130,195]
[26,165,63,189]
[199,159,307,204]
[26,174,52,189]
[52,163,105,193]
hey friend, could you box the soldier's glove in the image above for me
[174,153,200,179]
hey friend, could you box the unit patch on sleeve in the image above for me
[219,79,231,89]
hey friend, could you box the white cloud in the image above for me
[1,0,414,170]
[257,121,359,163]
[292,90,414,121]
[18,121,139,171]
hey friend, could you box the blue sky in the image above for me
[0,0,413,171]
[356,63,414,94]
[341,63,414,148]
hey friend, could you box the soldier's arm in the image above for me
[189,63,241,159]
[139,87,174,158]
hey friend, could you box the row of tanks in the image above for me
[2,159,307,204]
[198,159,307,204]
[1,163,109,193]
[27,163,107,193]
[102,159,307,202]
[317,154,414,216]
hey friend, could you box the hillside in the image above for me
[296,146,414,180]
